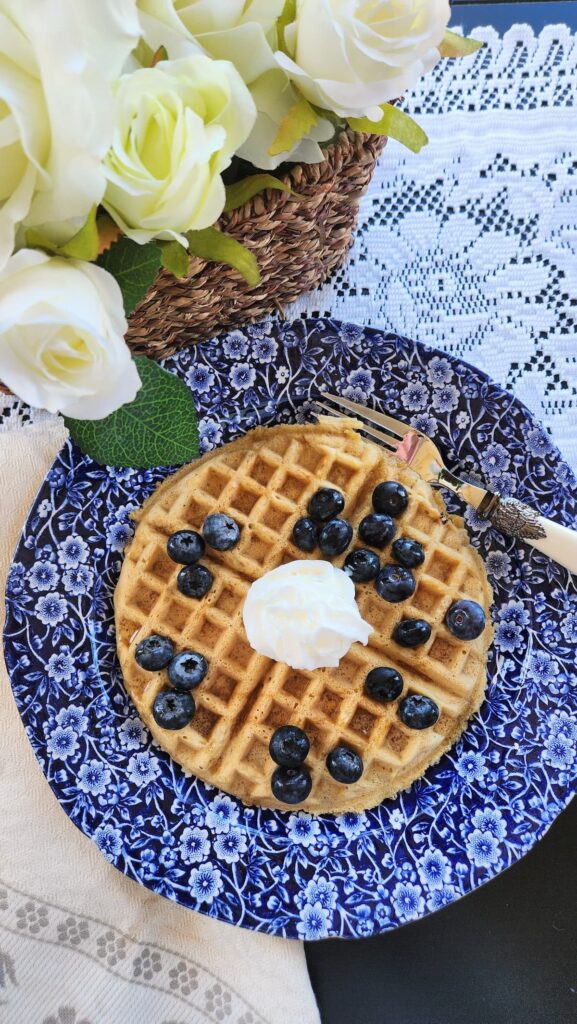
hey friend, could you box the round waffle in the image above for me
[114,418,493,814]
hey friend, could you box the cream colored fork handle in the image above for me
[528,518,577,574]
[490,498,577,575]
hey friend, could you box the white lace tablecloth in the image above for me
[285,22,577,472]
[1,20,576,1024]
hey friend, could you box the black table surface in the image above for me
[451,0,577,34]
[305,5,577,1023]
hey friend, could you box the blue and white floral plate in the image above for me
[4,319,577,940]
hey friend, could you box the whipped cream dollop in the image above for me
[242,560,373,671]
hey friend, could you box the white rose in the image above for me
[102,55,256,244]
[0,250,140,419]
[136,0,333,168]
[0,0,140,269]
[276,0,450,120]
[137,0,284,72]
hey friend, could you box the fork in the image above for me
[316,393,577,576]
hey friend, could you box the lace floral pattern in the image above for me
[4,319,577,939]
[284,24,577,473]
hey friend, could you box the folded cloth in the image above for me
[0,420,321,1024]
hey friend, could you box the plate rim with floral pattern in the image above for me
[4,318,577,941]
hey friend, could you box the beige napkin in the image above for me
[0,420,321,1024]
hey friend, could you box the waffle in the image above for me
[114,418,493,815]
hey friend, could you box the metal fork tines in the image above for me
[319,393,412,440]
[314,393,435,477]
[312,398,401,455]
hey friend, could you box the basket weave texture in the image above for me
[127,130,386,359]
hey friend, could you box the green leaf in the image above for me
[348,104,428,154]
[160,240,190,278]
[56,208,99,260]
[269,95,318,157]
[65,356,199,468]
[439,30,484,58]
[187,227,260,287]
[26,206,99,261]
[133,38,155,67]
[224,174,297,213]
[97,236,162,315]
[277,0,296,53]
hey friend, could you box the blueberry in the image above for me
[269,725,310,767]
[153,689,195,729]
[375,564,416,602]
[445,599,486,640]
[392,537,425,569]
[372,481,409,517]
[318,518,353,557]
[307,487,345,522]
[399,694,439,730]
[358,513,396,549]
[202,513,240,551]
[365,666,404,703]
[135,634,174,671]
[271,765,312,804]
[393,619,432,647]
[167,651,208,690]
[326,745,363,784]
[177,563,213,598]
[167,530,205,564]
[292,516,319,553]
[343,547,381,583]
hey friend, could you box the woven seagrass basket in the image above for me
[127,129,386,359]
